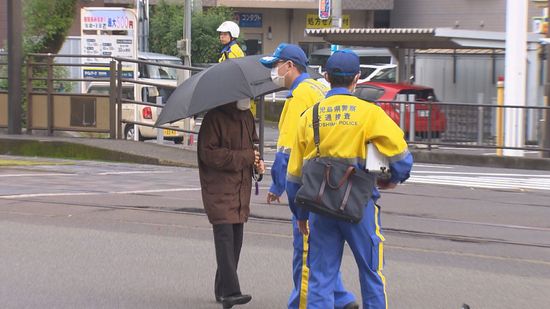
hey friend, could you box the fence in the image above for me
[376,97,550,155]
[22,53,202,142]
[3,52,550,156]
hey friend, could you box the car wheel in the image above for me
[173,137,184,144]
[124,125,144,141]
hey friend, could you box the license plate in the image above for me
[417,110,430,117]
[163,129,178,136]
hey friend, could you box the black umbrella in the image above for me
[155,55,323,126]
[155,55,279,126]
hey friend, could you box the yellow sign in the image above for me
[306,14,350,29]
[533,17,548,34]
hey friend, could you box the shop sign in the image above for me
[306,14,350,29]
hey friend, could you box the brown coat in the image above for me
[197,103,258,225]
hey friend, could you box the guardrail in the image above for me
[11,52,550,156]
[375,98,550,155]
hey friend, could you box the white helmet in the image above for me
[217,21,240,39]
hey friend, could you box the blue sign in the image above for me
[236,13,262,28]
[83,69,134,79]
[319,0,331,20]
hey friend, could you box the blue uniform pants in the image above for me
[288,216,356,309]
[305,201,387,309]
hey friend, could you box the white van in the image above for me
[86,52,188,143]
[308,47,396,83]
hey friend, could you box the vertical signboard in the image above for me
[319,0,331,20]
[81,8,137,87]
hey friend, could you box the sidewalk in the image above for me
[1,133,550,171]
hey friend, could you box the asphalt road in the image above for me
[1,156,549,308]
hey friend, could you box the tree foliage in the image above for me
[149,1,184,56]
[149,1,237,64]
[23,0,79,54]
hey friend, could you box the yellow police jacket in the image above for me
[277,77,328,151]
[219,41,245,62]
[287,89,409,183]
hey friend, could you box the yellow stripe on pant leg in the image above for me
[299,229,310,309]
[374,206,388,309]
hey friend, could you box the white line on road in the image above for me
[0,187,202,199]
[0,173,75,178]
[97,171,174,175]
[409,176,550,191]
[412,171,550,178]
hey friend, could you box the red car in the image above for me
[354,81,447,138]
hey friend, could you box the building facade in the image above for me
[391,0,542,32]
[0,1,545,53]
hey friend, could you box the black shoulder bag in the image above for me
[294,103,376,223]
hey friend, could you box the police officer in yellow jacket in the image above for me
[286,50,413,309]
[217,21,245,62]
[260,43,359,309]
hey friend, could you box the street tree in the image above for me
[23,0,79,54]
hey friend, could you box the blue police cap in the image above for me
[325,49,360,76]
[260,43,308,68]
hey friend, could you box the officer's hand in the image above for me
[377,178,397,190]
[298,220,309,235]
[267,192,280,204]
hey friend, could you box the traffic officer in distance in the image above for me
[286,50,414,309]
[260,43,359,309]
[217,21,244,62]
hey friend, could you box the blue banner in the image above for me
[236,13,262,28]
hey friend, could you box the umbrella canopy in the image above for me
[156,55,324,126]
[156,55,281,126]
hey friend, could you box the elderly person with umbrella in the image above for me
[155,56,283,308]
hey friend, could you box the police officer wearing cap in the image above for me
[260,44,359,309]
[286,50,413,308]
[217,21,245,62]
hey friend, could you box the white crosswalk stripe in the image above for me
[409,174,550,191]
[264,159,550,191]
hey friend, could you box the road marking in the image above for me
[409,175,550,191]
[0,173,75,178]
[412,164,454,169]
[0,187,202,199]
[412,171,550,177]
[0,170,174,177]
[97,171,174,175]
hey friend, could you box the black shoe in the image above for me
[221,294,252,308]
[343,301,360,309]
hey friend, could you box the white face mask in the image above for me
[270,62,289,88]
[236,98,251,110]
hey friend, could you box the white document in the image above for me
[365,143,389,174]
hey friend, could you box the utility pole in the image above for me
[7,0,22,134]
[331,0,342,54]
[544,0,550,157]
[331,0,342,28]
[503,0,527,156]
[136,0,150,52]
[176,0,193,144]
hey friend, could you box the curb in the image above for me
[0,138,198,167]
[2,136,549,171]
[411,150,550,171]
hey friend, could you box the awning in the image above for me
[305,28,542,49]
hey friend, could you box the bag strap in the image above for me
[312,102,321,158]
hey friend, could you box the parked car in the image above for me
[86,81,186,143]
[354,82,447,138]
